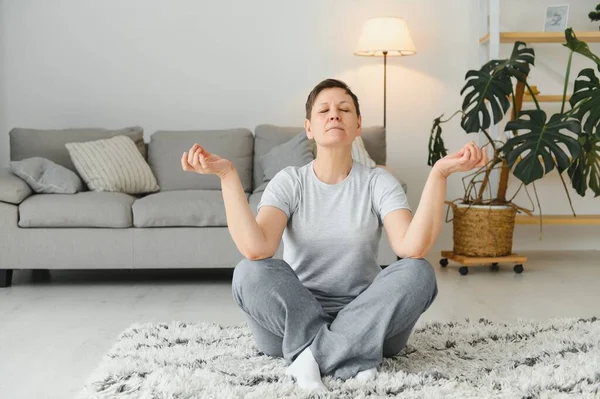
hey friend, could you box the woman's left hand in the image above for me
[433,141,489,178]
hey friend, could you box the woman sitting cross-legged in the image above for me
[181,78,488,393]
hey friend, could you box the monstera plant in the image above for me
[429,28,600,219]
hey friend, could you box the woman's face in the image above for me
[305,87,361,148]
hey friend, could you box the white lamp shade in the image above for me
[355,17,416,56]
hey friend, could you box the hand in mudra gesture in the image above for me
[433,141,489,178]
[181,144,233,179]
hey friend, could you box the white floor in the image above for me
[0,251,598,399]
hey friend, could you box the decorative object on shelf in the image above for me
[544,4,569,32]
[589,3,600,30]
[428,28,600,258]
[528,84,540,96]
[355,17,416,128]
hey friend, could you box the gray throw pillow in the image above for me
[10,157,84,194]
[260,132,315,184]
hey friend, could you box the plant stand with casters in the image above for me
[439,250,527,276]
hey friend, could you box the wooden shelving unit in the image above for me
[515,215,600,225]
[479,30,598,104]
[464,1,600,261]
[499,30,600,228]
[523,94,571,102]
[479,31,600,45]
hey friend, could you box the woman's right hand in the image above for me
[181,144,234,179]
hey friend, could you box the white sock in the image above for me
[355,367,378,381]
[285,347,328,392]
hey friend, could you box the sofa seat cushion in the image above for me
[133,190,249,227]
[18,192,135,228]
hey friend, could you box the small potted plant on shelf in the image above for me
[589,4,600,30]
[428,28,600,258]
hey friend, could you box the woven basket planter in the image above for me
[448,202,517,257]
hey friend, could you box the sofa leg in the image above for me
[0,270,13,288]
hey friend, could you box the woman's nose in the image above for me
[329,114,340,121]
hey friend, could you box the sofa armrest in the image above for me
[375,164,408,194]
[0,167,33,204]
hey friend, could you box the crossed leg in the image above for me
[231,257,438,383]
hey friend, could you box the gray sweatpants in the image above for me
[231,257,438,381]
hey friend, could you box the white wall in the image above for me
[1,0,598,252]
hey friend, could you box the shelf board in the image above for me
[515,215,600,225]
[480,31,600,44]
[523,94,571,102]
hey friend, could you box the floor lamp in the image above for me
[355,17,416,128]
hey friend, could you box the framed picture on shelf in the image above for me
[544,4,569,32]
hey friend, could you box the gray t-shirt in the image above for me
[257,160,411,314]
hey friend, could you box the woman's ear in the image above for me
[304,119,313,140]
[356,115,362,136]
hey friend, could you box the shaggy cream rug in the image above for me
[77,317,600,398]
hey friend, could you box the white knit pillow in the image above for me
[352,136,376,168]
[66,135,159,194]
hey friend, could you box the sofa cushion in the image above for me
[148,129,253,192]
[253,124,386,190]
[18,192,135,228]
[9,157,84,194]
[253,125,304,191]
[357,127,386,165]
[0,167,33,204]
[66,135,159,194]
[350,136,376,168]
[133,190,250,227]
[260,132,315,184]
[10,126,145,174]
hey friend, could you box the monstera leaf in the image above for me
[569,68,600,138]
[563,28,600,68]
[568,133,600,197]
[427,115,448,166]
[502,110,582,185]
[484,41,535,82]
[460,70,512,133]
[460,42,534,133]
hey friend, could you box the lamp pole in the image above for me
[383,50,388,128]
[355,17,415,127]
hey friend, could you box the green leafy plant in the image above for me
[589,4,600,23]
[428,28,600,216]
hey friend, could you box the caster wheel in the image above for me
[514,264,524,274]
[440,258,448,267]
[491,263,500,271]
[459,266,469,276]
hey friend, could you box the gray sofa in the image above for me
[0,124,405,287]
